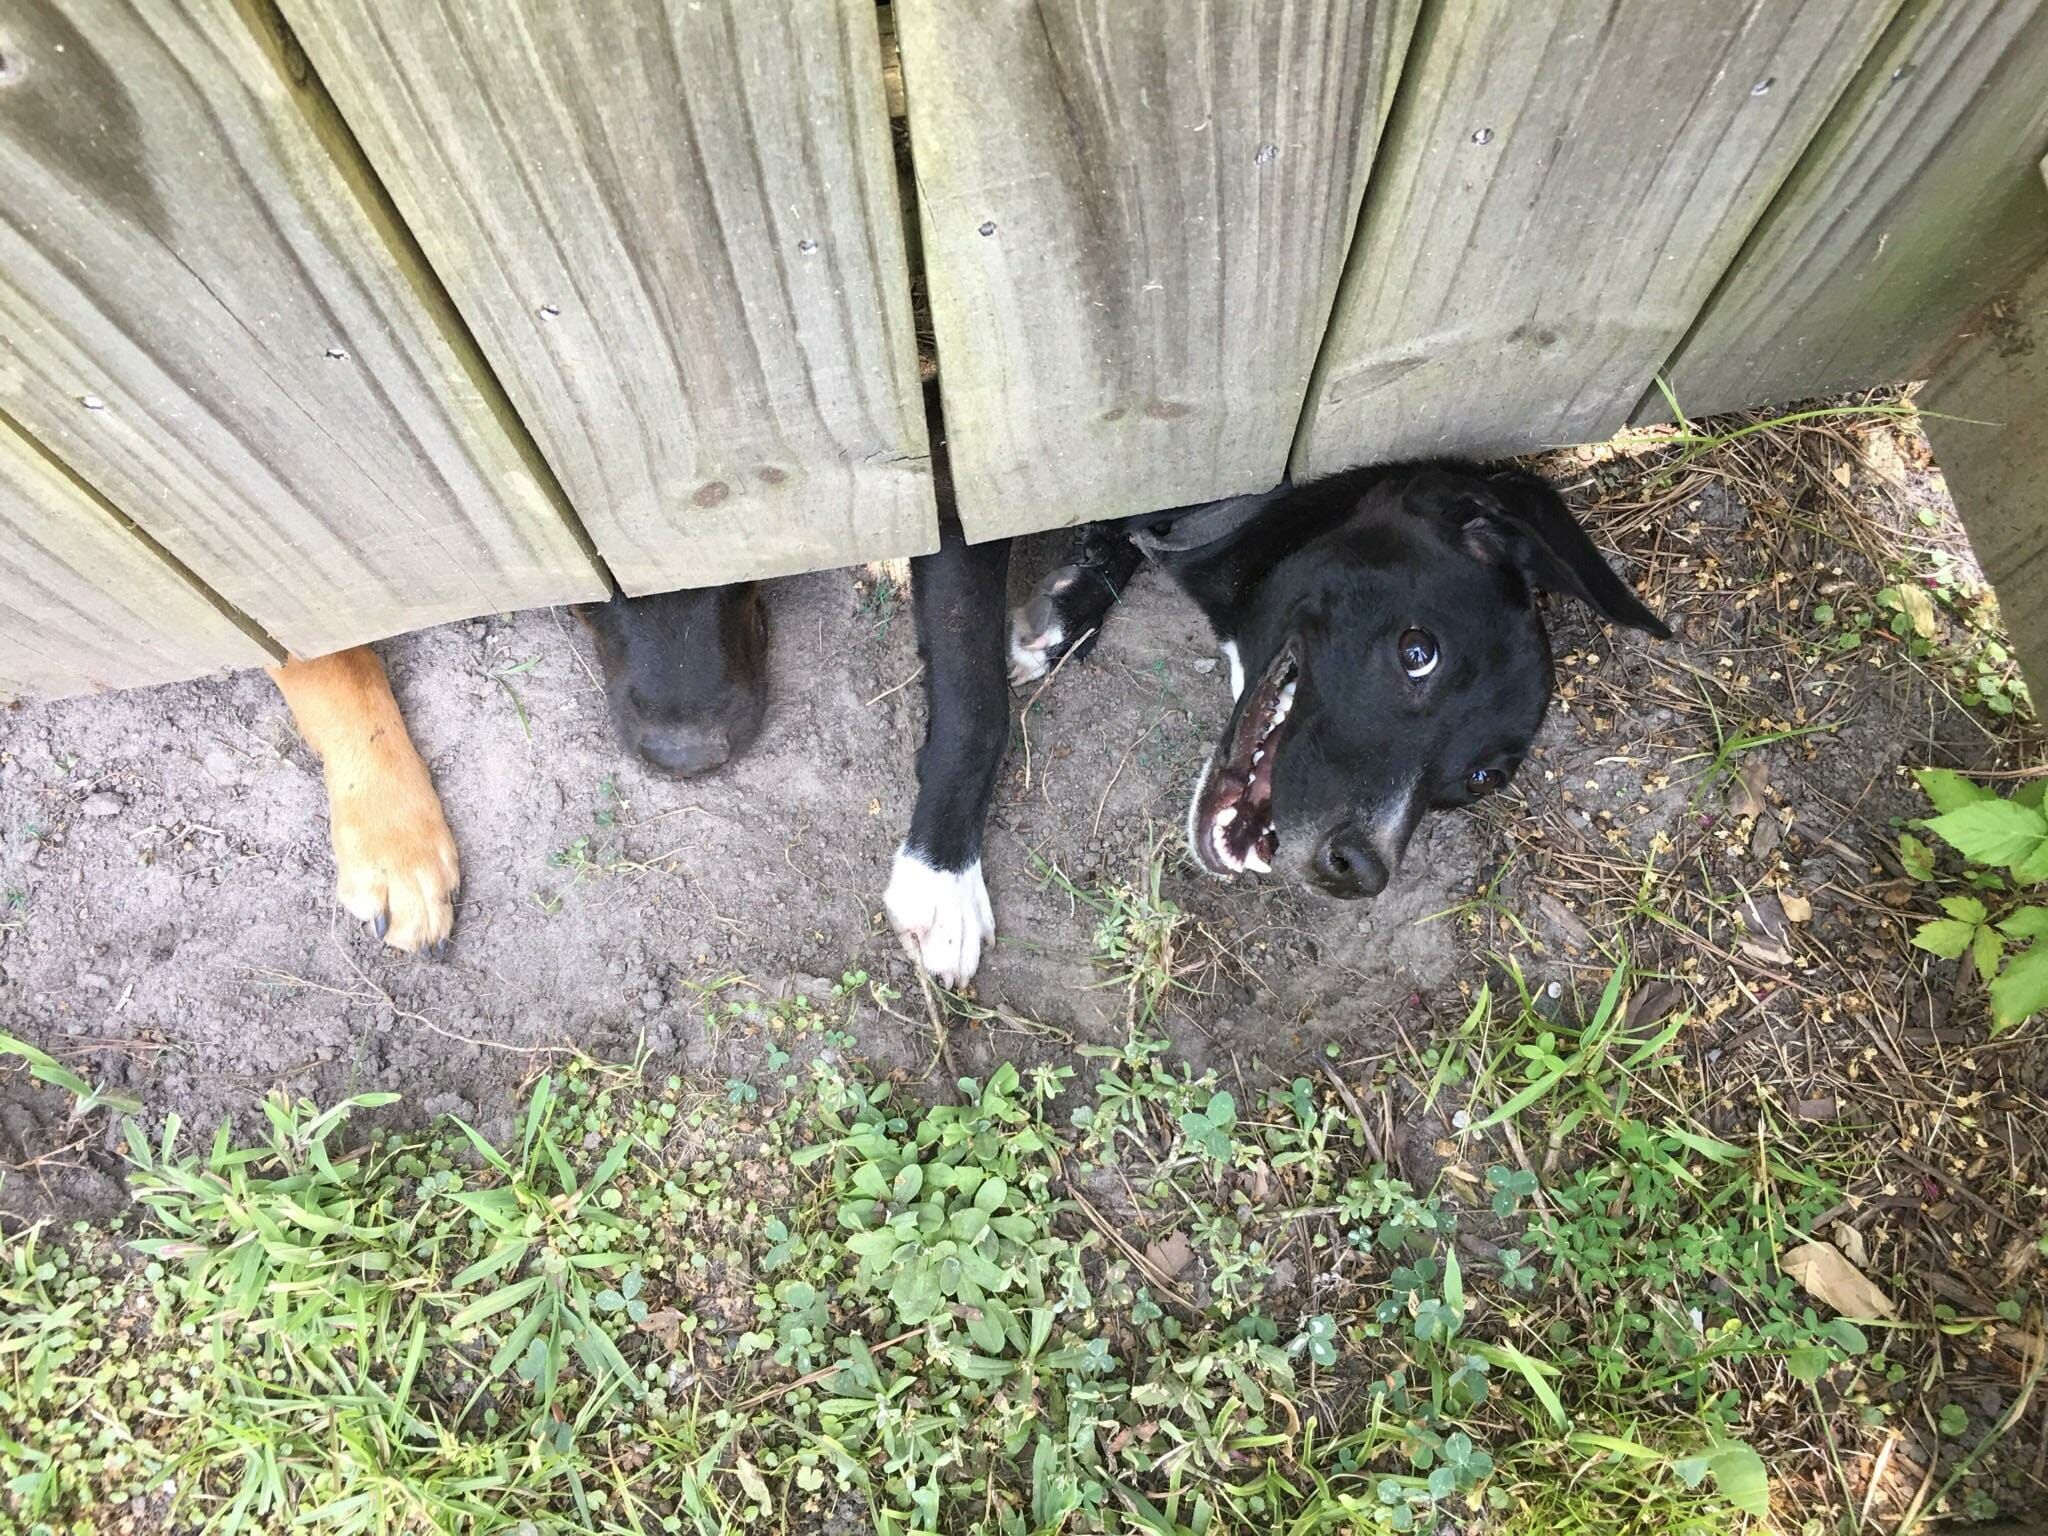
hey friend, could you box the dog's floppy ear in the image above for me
[1461,469,1671,638]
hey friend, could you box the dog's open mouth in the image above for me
[1190,648,1297,877]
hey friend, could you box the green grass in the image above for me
[9,925,2009,1536]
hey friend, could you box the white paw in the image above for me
[1008,611,1063,687]
[884,848,995,987]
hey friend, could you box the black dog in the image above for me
[885,463,1669,984]
[576,584,769,777]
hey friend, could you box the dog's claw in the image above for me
[371,911,389,941]
[884,848,994,988]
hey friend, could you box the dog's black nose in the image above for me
[1313,825,1388,898]
[637,730,730,777]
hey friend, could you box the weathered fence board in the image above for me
[0,0,605,662]
[284,0,935,591]
[900,0,1421,541]
[0,412,276,700]
[1920,248,2048,703]
[1648,0,2048,422]
[1292,0,1899,477]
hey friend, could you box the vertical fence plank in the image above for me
[1648,0,2048,422]
[1921,245,2048,702]
[1293,0,1899,477]
[0,413,277,700]
[284,0,935,590]
[0,0,605,660]
[900,0,1420,541]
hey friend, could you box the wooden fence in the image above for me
[3,0,2047,700]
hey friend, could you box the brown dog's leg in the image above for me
[268,647,459,953]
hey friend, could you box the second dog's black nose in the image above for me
[1313,824,1388,898]
[637,730,730,777]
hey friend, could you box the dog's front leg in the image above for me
[885,516,1012,987]
[269,647,459,954]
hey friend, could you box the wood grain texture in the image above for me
[284,0,935,590]
[900,0,1421,540]
[0,0,605,659]
[1293,0,1899,476]
[1920,253,2048,702]
[1648,0,2048,422]
[0,411,277,701]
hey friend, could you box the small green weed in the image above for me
[1902,767,2048,1032]
[488,654,541,738]
[1033,843,1201,1024]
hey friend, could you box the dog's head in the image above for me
[1189,467,1668,894]
[575,583,768,777]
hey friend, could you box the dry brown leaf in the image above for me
[1829,1222,1869,1269]
[1783,1240,1898,1320]
[1143,1232,1194,1280]
[1781,891,1813,923]
[1730,759,1770,820]
[1895,583,1938,639]
[1832,460,1852,488]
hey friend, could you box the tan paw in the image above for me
[328,754,459,955]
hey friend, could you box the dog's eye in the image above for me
[1468,767,1504,795]
[1398,628,1439,679]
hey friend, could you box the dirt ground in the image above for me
[2,409,2044,1318]
[0,501,1509,1204]
[4,406,2047,1521]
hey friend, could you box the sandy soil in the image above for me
[0,419,2033,1244]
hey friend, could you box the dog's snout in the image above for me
[637,728,730,778]
[1312,823,1389,898]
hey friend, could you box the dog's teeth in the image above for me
[1251,749,1264,765]
[1280,680,1296,703]
[1215,805,1238,828]
[1244,848,1271,874]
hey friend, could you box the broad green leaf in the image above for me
[2015,838,2048,884]
[1990,941,2048,1034]
[1924,800,2047,871]
[890,1262,944,1323]
[1973,922,2005,982]
[1705,1441,1770,1518]
[966,1304,1006,1355]
[1999,906,2048,939]
[1914,768,1996,815]
[1897,833,1936,882]
[852,1163,890,1201]
[1939,895,1988,925]
[1785,1345,1828,1383]
[1912,920,1976,960]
